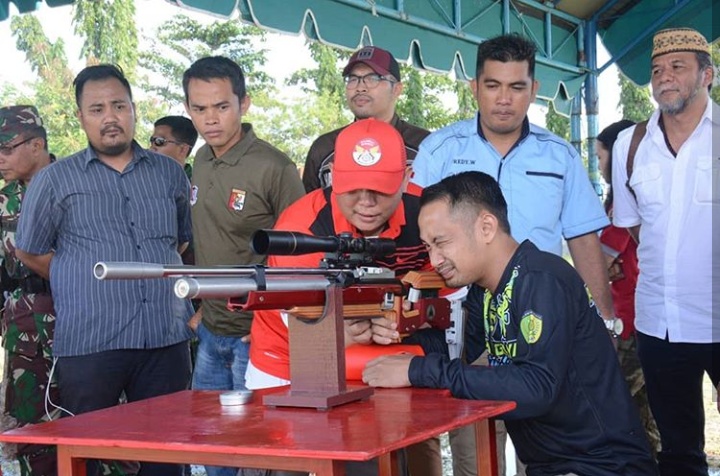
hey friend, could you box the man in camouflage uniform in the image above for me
[0,105,57,475]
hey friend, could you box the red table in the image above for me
[0,388,515,476]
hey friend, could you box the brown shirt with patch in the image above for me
[191,123,305,335]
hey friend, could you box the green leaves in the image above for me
[617,72,654,123]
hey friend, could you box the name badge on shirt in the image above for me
[228,188,246,211]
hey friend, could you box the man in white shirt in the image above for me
[612,27,719,476]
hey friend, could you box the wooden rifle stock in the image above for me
[230,270,450,337]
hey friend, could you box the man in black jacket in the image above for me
[363,171,658,476]
[301,46,429,193]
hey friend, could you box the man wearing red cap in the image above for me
[612,27,718,476]
[249,118,441,476]
[301,45,429,193]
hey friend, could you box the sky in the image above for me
[0,0,625,131]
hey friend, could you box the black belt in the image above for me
[19,275,51,294]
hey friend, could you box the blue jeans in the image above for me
[192,321,250,476]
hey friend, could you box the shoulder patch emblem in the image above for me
[520,311,543,344]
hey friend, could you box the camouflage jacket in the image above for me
[0,179,56,355]
[0,180,31,280]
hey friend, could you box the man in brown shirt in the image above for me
[183,56,305,476]
[302,46,430,193]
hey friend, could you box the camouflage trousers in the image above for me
[617,335,661,457]
[0,291,59,476]
[1,291,135,476]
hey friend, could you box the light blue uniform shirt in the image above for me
[16,142,194,357]
[411,115,609,256]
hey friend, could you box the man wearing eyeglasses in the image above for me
[0,105,59,475]
[301,46,430,193]
[149,115,198,180]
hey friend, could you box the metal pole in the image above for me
[584,19,602,195]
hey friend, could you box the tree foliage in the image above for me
[1,0,163,158]
[73,0,138,76]
[139,15,272,106]
[617,72,654,122]
[396,66,475,130]
[711,40,720,105]
[6,14,85,156]
[544,101,570,141]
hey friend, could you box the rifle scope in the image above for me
[251,230,395,257]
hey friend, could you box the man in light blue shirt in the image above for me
[410,33,616,476]
[412,33,613,322]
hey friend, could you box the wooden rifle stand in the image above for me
[263,284,374,409]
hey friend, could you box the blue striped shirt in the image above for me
[16,142,194,357]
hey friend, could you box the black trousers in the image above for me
[56,341,191,476]
[636,332,720,476]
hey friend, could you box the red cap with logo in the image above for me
[332,119,407,195]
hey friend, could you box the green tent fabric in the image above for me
[598,0,717,86]
[187,0,588,108]
[2,0,717,110]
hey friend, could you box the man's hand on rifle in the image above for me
[369,317,400,345]
[345,317,402,346]
[362,354,413,388]
[345,319,374,346]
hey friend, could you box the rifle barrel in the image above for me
[174,276,332,299]
[94,262,357,280]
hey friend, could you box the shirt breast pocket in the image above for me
[693,156,719,205]
[629,163,664,215]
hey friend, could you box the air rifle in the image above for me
[94,230,450,336]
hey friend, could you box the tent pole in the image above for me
[584,19,602,196]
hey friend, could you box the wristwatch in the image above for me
[603,317,624,338]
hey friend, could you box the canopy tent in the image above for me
[2,0,716,97]
[1,0,717,188]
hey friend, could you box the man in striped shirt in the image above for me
[15,64,194,476]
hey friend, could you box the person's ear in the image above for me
[530,79,540,103]
[240,95,251,116]
[475,211,498,243]
[31,137,45,152]
[470,79,479,103]
[182,144,191,159]
[392,81,404,100]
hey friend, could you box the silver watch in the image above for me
[603,317,624,338]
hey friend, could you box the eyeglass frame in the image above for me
[149,136,185,148]
[0,136,37,157]
[343,72,397,90]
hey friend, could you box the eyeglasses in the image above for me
[344,73,395,89]
[0,136,35,156]
[149,136,183,148]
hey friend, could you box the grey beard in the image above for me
[657,78,703,115]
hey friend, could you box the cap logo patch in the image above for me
[352,138,382,166]
[356,48,375,60]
